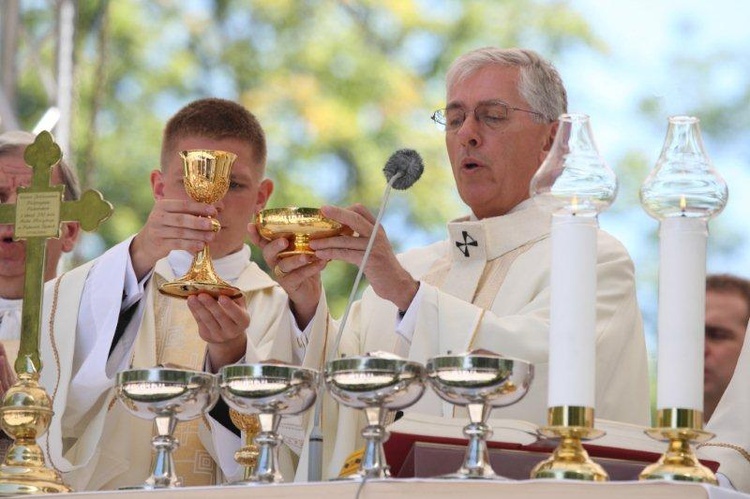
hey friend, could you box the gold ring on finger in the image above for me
[273,264,288,279]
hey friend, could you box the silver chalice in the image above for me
[426,353,534,479]
[115,367,219,489]
[325,353,426,479]
[219,363,318,484]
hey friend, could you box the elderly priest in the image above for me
[249,46,651,481]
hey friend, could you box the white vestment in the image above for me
[699,321,750,492]
[297,203,651,480]
[38,239,327,490]
[0,297,22,366]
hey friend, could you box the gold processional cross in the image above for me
[0,131,112,495]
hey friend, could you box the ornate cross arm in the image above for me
[61,190,113,232]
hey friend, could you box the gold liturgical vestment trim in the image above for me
[152,274,217,486]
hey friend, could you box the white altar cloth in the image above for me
[29,479,749,499]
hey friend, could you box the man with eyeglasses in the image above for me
[249,47,650,480]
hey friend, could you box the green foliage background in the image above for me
[11,0,749,323]
[11,0,603,314]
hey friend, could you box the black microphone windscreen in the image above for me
[383,149,424,190]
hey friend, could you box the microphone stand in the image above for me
[307,171,403,482]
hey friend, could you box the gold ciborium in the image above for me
[159,149,242,299]
[256,207,345,258]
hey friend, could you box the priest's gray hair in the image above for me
[0,130,81,201]
[445,47,567,124]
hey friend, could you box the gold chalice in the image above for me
[228,409,261,484]
[160,149,242,299]
[256,207,346,258]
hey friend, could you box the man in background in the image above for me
[699,274,750,492]
[703,273,750,421]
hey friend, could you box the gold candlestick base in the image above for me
[639,408,717,485]
[531,406,608,481]
[0,373,71,495]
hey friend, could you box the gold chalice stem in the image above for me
[189,243,223,284]
[229,409,261,482]
[293,234,312,254]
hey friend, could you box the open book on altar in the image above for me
[383,413,720,480]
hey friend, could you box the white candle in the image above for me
[548,212,598,409]
[656,217,707,411]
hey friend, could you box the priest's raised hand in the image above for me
[311,203,420,312]
[129,197,217,281]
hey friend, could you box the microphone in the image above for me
[383,148,424,190]
[307,149,424,482]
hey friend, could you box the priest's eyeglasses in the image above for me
[431,100,548,132]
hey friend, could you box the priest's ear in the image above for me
[254,178,273,214]
[538,120,559,164]
[59,221,81,253]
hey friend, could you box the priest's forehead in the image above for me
[0,150,64,188]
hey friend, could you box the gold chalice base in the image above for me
[256,207,346,258]
[159,278,242,299]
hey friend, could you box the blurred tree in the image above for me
[10,0,599,313]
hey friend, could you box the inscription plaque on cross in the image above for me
[0,131,112,495]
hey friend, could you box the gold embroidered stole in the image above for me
[152,274,217,486]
